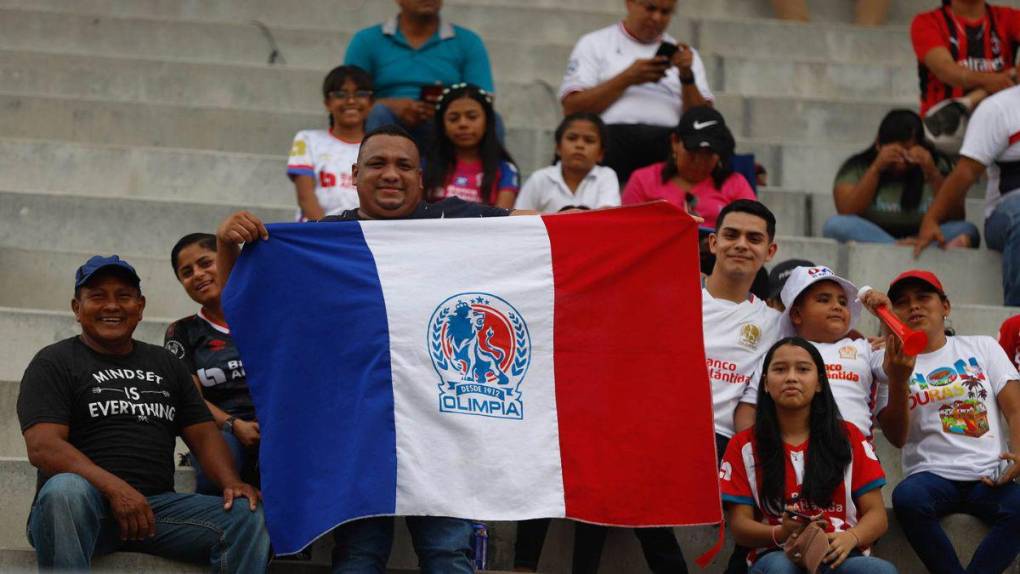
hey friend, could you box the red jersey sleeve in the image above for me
[847,423,886,499]
[995,6,1020,44]
[999,315,1020,370]
[911,10,947,62]
[720,431,756,507]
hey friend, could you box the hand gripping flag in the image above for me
[222,203,721,554]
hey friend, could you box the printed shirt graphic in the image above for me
[911,6,1020,115]
[432,159,519,205]
[702,288,781,438]
[164,311,254,419]
[720,422,886,565]
[17,337,212,495]
[876,336,1020,481]
[287,129,361,219]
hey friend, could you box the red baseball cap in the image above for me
[887,269,945,298]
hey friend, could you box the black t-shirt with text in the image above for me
[321,197,511,222]
[17,337,212,496]
[164,314,254,420]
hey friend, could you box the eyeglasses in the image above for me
[328,90,373,101]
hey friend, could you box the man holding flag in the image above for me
[216,124,723,572]
[217,125,511,572]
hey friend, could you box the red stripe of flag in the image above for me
[1009,131,1020,146]
[542,203,722,526]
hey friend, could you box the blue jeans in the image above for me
[750,549,896,573]
[331,515,474,574]
[366,102,506,152]
[985,193,1020,306]
[892,471,1020,573]
[823,214,980,247]
[27,473,270,572]
[189,430,257,495]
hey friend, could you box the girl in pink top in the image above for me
[622,106,755,227]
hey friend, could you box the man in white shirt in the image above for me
[559,0,714,185]
[914,85,1020,306]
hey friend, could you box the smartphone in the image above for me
[654,41,679,60]
[785,508,820,522]
[420,84,445,103]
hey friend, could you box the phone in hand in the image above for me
[654,41,679,60]
[785,508,822,523]
[420,84,445,103]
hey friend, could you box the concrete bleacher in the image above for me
[2,0,1019,571]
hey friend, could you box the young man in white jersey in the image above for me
[701,199,781,574]
[703,200,781,449]
[914,84,1020,305]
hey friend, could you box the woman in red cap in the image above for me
[878,269,1020,573]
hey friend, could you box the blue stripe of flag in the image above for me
[222,221,397,554]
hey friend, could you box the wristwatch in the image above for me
[223,416,237,435]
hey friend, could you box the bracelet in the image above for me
[771,525,782,547]
[680,74,695,85]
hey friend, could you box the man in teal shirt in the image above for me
[344,0,501,148]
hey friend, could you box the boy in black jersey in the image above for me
[17,255,269,572]
[166,233,260,494]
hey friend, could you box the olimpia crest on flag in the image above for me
[428,292,530,420]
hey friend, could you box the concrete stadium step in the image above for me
[0,189,293,259]
[0,138,289,208]
[0,7,913,75]
[714,55,916,101]
[0,247,198,319]
[0,93,554,175]
[758,188,810,237]
[0,50,561,128]
[0,50,908,145]
[0,92,899,184]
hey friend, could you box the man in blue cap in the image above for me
[17,255,270,572]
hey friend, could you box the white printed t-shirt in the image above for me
[958,85,1020,219]
[703,288,781,438]
[875,336,1020,481]
[748,338,887,438]
[287,129,361,220]
[514,164,621,213]
[559,23,714,127]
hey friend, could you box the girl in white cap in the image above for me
[762,265,914,439]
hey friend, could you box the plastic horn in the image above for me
[857,286,928,356]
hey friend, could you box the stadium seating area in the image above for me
[2,0,1020,571]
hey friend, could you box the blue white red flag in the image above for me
[223,203,721,554]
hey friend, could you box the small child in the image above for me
[425,84,519,208]
[514,113,619,213]
[287,65,373,221]
[766,265,894,438]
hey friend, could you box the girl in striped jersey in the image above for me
[721,337,895,573]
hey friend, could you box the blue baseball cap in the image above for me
[74,255,141,292]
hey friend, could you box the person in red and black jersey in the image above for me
[165,233,260,494]
[912,0,1020,152]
